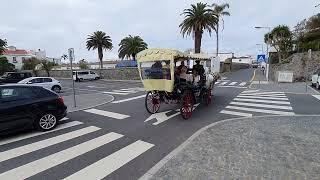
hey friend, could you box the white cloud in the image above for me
[1,0,318,62]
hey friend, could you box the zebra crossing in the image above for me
[215,81,248,87]
[0,121,154,179]
[220,90,295,117]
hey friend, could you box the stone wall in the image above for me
[37,68,141,80]
[270,51,320,82]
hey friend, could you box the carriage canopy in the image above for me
[137,48,211,92]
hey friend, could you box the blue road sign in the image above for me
[257,54,266,63]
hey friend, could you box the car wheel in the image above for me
[317,83,320,90]
[52,86,61,93]
[35,113,57,131]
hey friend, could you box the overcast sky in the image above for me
[1,0,318,62]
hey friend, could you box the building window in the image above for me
[13,57,17,63]
[22,57,26,62]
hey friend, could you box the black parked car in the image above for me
[0,84,67,134]
[0,72,32,84]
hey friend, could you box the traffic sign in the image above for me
[257,54,266,63]
[68,48,75,62]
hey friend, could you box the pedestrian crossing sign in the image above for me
[257,54,266,62]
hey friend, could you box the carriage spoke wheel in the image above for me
[180,91,193,119]
[145,91,160,114]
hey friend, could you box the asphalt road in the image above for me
[1,68,320,180]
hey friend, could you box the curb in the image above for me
[139,114,320,180]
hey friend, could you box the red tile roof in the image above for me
[3,49,29,55]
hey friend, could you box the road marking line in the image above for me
[239,82,247,86]
[238,94,286,97]
[312,95,320,101]
[86,86,96,88]
[241,91,284,95]
[226,106,295,115]
[237,96,288,100]
[217,86,247,89]
[60,117,69,121]
[0,121,83,146]
[234,98,290,105]
[250,69,256,82]
[64,140,154,180]
[102,92,129,95]
[230,102,293,110]
[112,95,146,104]
[0,132,124,180]
[228,82,237,86]
[220,110,252,117]
[242,90,260,93]
[219,82,228,85]
[84,109,130,119]
[0,126,100,163]
[113,90,137,93]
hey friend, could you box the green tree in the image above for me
[265,25,293,62]
[86,31,113,70]
[0,39,7,55]
[22,57,41,76]
[118,35,148,60]
[41,60,57,77]
[0,57,15,75]
[179,2,217,53]
[210,3,230,56]
[79,59,89,69]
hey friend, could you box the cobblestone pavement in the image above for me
[148,116,320,180]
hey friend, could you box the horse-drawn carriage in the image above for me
[137,48,219,119]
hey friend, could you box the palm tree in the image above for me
[86,31,113,69]
[179,2,217,53]
[210,3,230,57]
[118,35,148,60]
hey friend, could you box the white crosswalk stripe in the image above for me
[65,140,154,180]
[216,81,248,87]
[233,98,290,105]
[237,95,288,100]
[220,90,295,117]
[0,126,154,179]
[228,82,237,86]
[84,108,130,119]
[0,126,100,163]
[0,121,83,146]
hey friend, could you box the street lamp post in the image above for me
[255,26,271,81]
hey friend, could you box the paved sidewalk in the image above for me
[250,69,319,94]
[63,93,114,112]
[144,116,320,180]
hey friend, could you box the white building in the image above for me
[1,46,34,70]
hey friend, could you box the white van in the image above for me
[73,71,100,82]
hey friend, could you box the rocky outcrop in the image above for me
[270,51,320,82]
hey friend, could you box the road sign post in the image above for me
[68,48,77,108]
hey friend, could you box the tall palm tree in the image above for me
[179,2,217,53]
[86,31,113,69]
[210,3,230,57]
[118,35,148,60]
